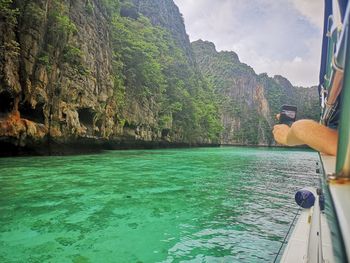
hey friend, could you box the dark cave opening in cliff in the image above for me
[161,129,170,138]
[0,91,15,117]
[19,102,45,123]
[124,121,137,129]
[78,108,94,133]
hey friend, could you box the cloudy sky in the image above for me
[173,0,324,87]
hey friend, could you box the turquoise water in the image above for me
[0,147,319,263]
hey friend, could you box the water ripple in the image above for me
[0,147,319,262]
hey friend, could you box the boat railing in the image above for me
[334,2,350,179]
[306,193,323,262]
[318,0,350,261]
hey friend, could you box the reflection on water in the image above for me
[0,147,319,262]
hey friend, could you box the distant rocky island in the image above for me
[0,0,319,155]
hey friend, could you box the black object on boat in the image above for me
[295,188,315,209]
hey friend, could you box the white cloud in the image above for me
[174,0,324,87]
[228,37,322,87]
[293,56,303,63]
[289,0,324,29]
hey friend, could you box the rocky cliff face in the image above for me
[0,0,117,148]
[132,0,194,64]
[0,1,320,154]
[0,0,217,154]
[192,40,320,145]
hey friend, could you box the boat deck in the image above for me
[281,154,350,263]
[320,154,350,261]
[280,199,334,262]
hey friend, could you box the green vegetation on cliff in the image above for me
[0,0,320,151]
[0,0,18,26]
[106,0,221,142]
[0,0,221,147]
[192,40,320,145]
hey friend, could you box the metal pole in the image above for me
[336,9,350,177]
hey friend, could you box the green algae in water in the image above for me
[0,147,319,262]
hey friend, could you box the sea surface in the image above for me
[0,147,320,263]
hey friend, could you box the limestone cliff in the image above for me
[0,1,320,154]
[132,0,194,64]
[0,0,220,154]
[192,40,320,145]
[0,0,117,148]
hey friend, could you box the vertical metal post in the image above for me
[307,195,324,263]
[336,9,350,177]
